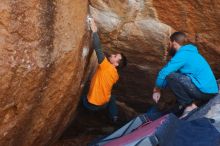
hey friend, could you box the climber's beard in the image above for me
[168,47,176,57]
[167,42,176,57]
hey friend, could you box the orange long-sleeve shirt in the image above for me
[87,58,119,106]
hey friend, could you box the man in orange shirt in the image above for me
[82,18,127,122]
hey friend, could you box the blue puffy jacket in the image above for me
[156,44,218,94]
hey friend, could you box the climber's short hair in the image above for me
[170,32,188,46]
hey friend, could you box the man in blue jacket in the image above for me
[152,32,218,116]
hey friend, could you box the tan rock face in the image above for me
[0,0,95,145]
[153,0,220,77]
[1,0,220,145]
[89,0,220,103]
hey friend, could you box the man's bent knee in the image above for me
[166,72,181,82]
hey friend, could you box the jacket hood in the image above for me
[179,44,198,53]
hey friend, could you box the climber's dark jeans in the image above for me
[166,73,216,107]
[82,95,118,119]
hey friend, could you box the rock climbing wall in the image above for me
[0,0,96,145]
[89,0,220,106]
[153,0,220,77]
[1,0,220,145]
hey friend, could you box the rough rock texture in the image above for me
[89,0,220,109]
[153,0,220,78]
[0,0,95,146]
[1,0,220,146]
[55,1,220,145]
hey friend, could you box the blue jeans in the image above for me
[82,95,118,119]
[166,73,216,107]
